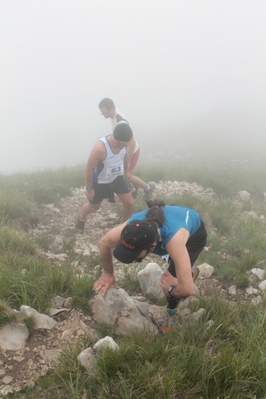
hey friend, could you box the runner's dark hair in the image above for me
[113,122,132,141]
[145,199,165,227]
[99,98,115,109]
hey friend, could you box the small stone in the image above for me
[0,385,13,395]
[252,296,262,304]
[258,280,266,291]
[13,356,25,363]
[2,375,13,384]
[228,285,237,295]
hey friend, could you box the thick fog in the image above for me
[1,1,266,173]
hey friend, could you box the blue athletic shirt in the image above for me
[128,205,201,256]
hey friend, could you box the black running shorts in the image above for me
[89,175,131,204]
[167,220,207,277]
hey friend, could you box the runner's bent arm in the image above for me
[124,150,130,176]
[124,138,135,179]
[93,223,126,295]
[160,229,195,299]
[85,142,106,187]
[126,138,136,164]
[99,223,126,273]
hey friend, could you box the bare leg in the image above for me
[80,202,102,220]
[129,175,149,190]
[116,192,134,220]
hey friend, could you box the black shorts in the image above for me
[167,220,207,277]
[89,175,131,204]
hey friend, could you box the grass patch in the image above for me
[71,274,94,314]
[0,166,85,205]
[0,166,85,229]
[0,190,38,229]
[119,264,143,296]
[0,300,18,327]
[29,300,266,398]
[0,253,96,314]
[23,315,36,333]
[0,225,35,256]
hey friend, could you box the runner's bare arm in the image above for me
[85,142,106,187]
[124,151,130,176]
[160,229,195,299]
[126,138,136,163]
[99,223,126,273]
[93,223,126,296]
[124,138,135,179]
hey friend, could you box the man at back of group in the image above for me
[75,122,134,232]
[98,98,155,199]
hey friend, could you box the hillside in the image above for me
[0,180,265,396]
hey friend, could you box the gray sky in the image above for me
[1,0,266,173]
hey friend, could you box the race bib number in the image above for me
[106,161,123,177]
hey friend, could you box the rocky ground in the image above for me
[0,181,256,396]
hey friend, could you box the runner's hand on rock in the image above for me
[93,272,119,296]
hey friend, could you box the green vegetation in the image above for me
[23,315,36,333]
[0,223,98,313]
[15,302,266,399]
[0,300,18,327]
[1,155,266,398]
[0,166,85,229]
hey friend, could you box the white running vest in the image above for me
[93,135,126,184]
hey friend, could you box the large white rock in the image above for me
[137,262,164,298]
[198,263,214,278]
[245,286,258,295]
[77,347,96,372]
[258,280,266,291]
[0,323,29,350]
[91,287,158,335]
[93,336,119,353]
[20,306,57,329]
[250,268,266,280]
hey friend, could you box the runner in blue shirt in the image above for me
[93,199,207,332]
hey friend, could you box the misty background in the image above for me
[1,1,266,174]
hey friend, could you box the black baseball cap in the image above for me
[113,219,158,264]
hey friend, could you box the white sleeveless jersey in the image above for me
[93,135,126,184]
